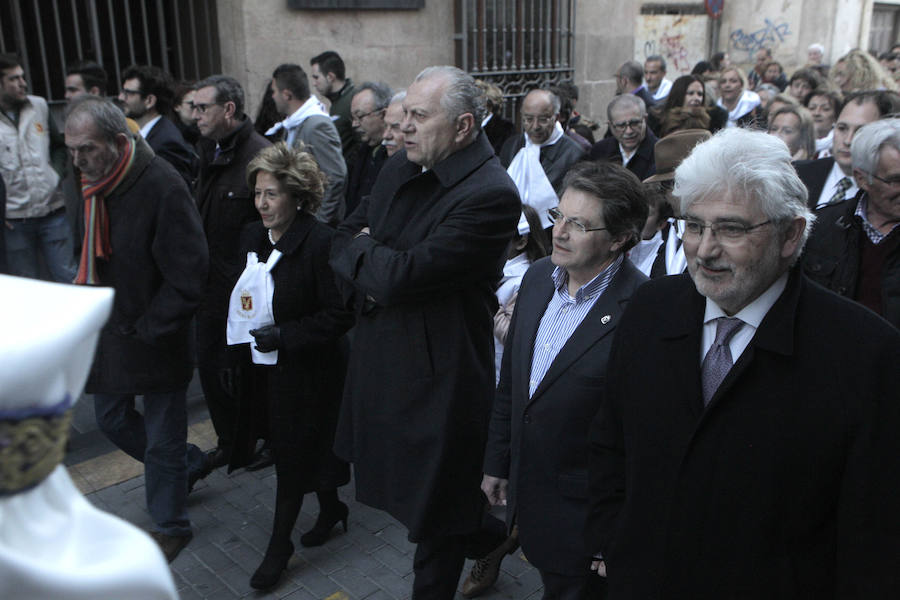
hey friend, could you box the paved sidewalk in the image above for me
[83,452,543,600]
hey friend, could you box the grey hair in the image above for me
[531,88,562,114]
[850,118,900,183]
[194,74,245,115]
[646,54,667,72]
[390,90,406,105]
[673,127,815,262]
[414,66,487,129]
[607,93,647,120]
[355,81,393,110]
[65,95,129,146]
[808,43,825,55]
[618,60,644,85]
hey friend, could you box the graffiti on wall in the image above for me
[636,15,707,76]
[729,18,792,61]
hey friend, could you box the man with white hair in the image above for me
[806,43,829,76]
[803,118,900,329]
[500,88,585,228]
[588,127,900,598]
[330,65,520,599]
[380,90,406,158]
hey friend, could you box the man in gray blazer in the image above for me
[478,161,648,599]
[270,63,347,225]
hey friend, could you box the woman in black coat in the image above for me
[236,143,354,590]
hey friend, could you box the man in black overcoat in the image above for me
[330,66,521,599]
[193,75,271,472]
[588,128,900,599]
[65,97,209,562]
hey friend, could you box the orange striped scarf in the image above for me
[74,138,136,284]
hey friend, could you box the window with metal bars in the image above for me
[455,0,575,120]
[0,0,221,108]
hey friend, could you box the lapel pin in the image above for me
[601,315,611,324]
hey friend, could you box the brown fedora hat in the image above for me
[643,128,712,183]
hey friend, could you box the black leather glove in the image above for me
[249,325,281,353]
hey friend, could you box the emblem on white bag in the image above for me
[240,291,253,313]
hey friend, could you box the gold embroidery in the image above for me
[0,410,72,495]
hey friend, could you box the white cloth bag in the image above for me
[226,249,282,365]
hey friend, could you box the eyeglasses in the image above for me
[120,88,144,97]
[610,118,644,132]
[547,207,608,234]
[867,171,900,187]
[351,108,384,123]
[683,219,772,242]
[522,114,554,127]
[191,102,220,114]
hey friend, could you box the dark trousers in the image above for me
[540,569,607,600]
[94,389,206,537]
[197,314,236,451]
[412,512,507,600]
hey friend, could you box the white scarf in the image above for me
[815,128,834,158]
[665,219,687,275]
[506,121,565,228]
[718,90,761,127]
[628,230,664,277]
[265,96,330,146]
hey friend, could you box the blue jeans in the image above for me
[4,209,77,282]
[94,389,206,537]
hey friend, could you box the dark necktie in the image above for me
[828,177,852,206]
[701,317,744,405]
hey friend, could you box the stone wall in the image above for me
[215,0,630,128]
[217,0,454,118]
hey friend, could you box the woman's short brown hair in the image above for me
[246,142,326,215]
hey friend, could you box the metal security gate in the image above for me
[0,0,221,106]
[455,0,575,120]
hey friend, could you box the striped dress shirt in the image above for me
[528,255,623,397]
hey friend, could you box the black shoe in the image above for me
[206,446,230,469]
[148,530,193,563]
[249,542,294,590]
[299,501,349,547]
[187,453,213,493]
[245,447,274,472]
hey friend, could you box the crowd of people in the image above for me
[0,37,899,600]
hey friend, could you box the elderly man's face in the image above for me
[683,192,802,315]
[192,85,229,141]
[855,144,900,231]
[381,101,405,157]
[401,74,463,168]
[755,49,770,69]
[644,60,665,91]
[351,89,386,146]
[609,103,646,153]
[65,117,122,183]
[521,90,557,145]
[808,48,823,65]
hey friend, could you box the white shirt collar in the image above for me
[703,271,789,327]
[138,115,162,140]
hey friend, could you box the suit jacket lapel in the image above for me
[515,264,555,401]
[658,274,707,419]
[528,262,641,405]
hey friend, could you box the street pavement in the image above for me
[64,374,544,600]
